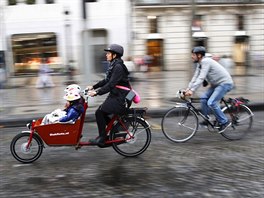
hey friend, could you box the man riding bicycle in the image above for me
[184,46,234,133]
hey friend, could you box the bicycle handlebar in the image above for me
[176,89,189,101]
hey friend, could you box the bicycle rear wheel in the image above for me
[161,106,198,143]
[110,116,151,157]
[221,104,253,140]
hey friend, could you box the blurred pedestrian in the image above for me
[124,56,136,81]
[36,58,55,88]
[184,46,234,133]
[124,56,136,72]
[141,55,153,72]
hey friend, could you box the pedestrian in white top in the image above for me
[36,58,55,88]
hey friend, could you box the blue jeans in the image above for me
[200,83,233,125]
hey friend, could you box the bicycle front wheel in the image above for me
[221,104,253,140]
[110,116,151,157]
[10,133,44,163]
[161,106,198,143]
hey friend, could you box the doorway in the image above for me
[233,35,249,66]
[146,39,163,71]
[91,29,108,73]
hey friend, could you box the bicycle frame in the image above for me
[184,97,253,129]
[183,100,216,128]
[182,97,242,130]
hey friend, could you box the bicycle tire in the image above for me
[10,133,43,163]
[110,116,151,157]
[221,104,253,140]
[161,106,198,143]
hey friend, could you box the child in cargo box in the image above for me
[41,85,84,125]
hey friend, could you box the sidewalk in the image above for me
[0,66,263,127]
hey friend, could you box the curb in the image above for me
[1,102,263,128]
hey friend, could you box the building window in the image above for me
[192,15,203,32]
[8,0,17,5]
[237,15,244,30]
[46,0,55,4]
[148,16,158,33]
[26,0,36,4]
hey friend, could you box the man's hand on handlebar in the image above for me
[184,89,193,96]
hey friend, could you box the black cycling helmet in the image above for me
[104,44,124,57]
[192,46,206,56]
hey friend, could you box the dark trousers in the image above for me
[95,106,111,138]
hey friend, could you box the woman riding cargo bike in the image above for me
[87,44,141,146]
[10,45,151,163]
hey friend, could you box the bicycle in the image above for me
[161,90,254,143]
[10,89,151,163]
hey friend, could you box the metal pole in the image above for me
[82,0,94,85]
[189,0,196,80]
[64,10,71,83]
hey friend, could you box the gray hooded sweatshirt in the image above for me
[188,57,233,91]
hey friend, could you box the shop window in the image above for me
[148,16,158,33]
[11,33,60,74]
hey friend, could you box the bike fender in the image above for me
[175,103,188,108]
[141,118,151,128]
[21,130,31,134]
[241,104,254,116]
[121,116,151,130]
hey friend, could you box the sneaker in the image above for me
[218,121,231,133]
[89,137,105,145]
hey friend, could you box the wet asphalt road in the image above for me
[1,112,264,198]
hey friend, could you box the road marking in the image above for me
[13,164,31,167]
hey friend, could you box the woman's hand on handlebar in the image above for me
[85,86,97,96]
[88,90,97,97]
[86,86,93,91]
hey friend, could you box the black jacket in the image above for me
[93,58,130,114]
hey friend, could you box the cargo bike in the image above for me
[10,90,151,163]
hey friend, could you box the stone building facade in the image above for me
[131,0,264,71]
